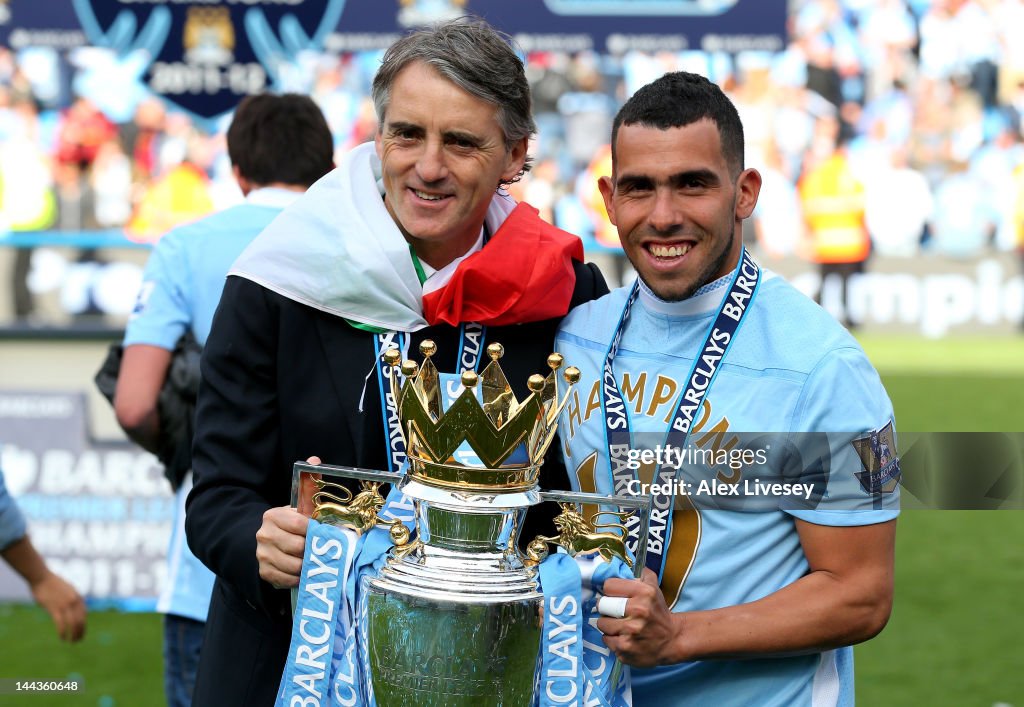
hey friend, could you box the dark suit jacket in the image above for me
[186,259,607,706]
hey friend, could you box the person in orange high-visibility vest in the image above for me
[798,140,870,329]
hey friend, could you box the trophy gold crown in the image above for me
[383,341,580,491]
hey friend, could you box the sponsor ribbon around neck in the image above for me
[600,248,761,580]
[457,321,486,373]
[276,519,357,707]
[373,324,486,474]
[373,332,407,474]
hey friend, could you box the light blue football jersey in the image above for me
[555,270,899,707]
[124,189,299,621]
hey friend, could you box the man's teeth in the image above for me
[414,190,445,201]
[650,244,691,258]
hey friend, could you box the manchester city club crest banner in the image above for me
[68,0,346,120]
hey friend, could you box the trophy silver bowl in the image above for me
[365,459,543,706]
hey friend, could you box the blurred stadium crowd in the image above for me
[1,0,1024,320]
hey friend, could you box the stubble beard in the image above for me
[631,226,736,303]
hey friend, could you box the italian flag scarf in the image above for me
[230,142,582,332]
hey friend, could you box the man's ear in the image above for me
[734,168,762,221]
[598,175,617,226]
[501,136,530,183]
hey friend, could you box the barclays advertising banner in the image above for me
[0,0,786,118]
[0,391,172,607]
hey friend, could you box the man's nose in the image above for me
[415,140,448,183]
[648,189,682,233]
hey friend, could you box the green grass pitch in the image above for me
[854,336,1024,707]
[1,336,1022,706]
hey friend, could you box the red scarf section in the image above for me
[422,203,583,327]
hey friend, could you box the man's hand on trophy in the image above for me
[256,506,309,589]
[597,568,683,668]
[257,455,322,589]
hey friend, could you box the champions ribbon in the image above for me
[600,249,761,581]
[580,556,635,707]
[538,553,635,707]
[538,552,585,707]
[276,519,357,707]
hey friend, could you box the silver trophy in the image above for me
[291,342,649,706]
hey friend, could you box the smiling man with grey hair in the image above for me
[185,17,607,706]
[371,19,536,170]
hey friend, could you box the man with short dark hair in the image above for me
[114,93,334,707]
[556,71,899,705]
[186,19,607,706]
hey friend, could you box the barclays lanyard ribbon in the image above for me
[601,248,761,580]
[372,323,486,473]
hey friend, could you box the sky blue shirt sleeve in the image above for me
[786,346,901,526]
[0,469,28,551]
[123,232,192,350]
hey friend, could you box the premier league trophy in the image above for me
[289,342,648,707]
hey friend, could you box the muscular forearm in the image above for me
[670,567,892,662]
[3,535,87,642]
[602,520,896,668]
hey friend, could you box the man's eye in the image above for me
[621,183,651,194]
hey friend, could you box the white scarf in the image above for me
[229,142,517,332]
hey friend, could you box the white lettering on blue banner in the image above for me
[539,553,584,707]
[277,520,355,707]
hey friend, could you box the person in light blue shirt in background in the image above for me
[113,93,334,707]
[556,72,898,706]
